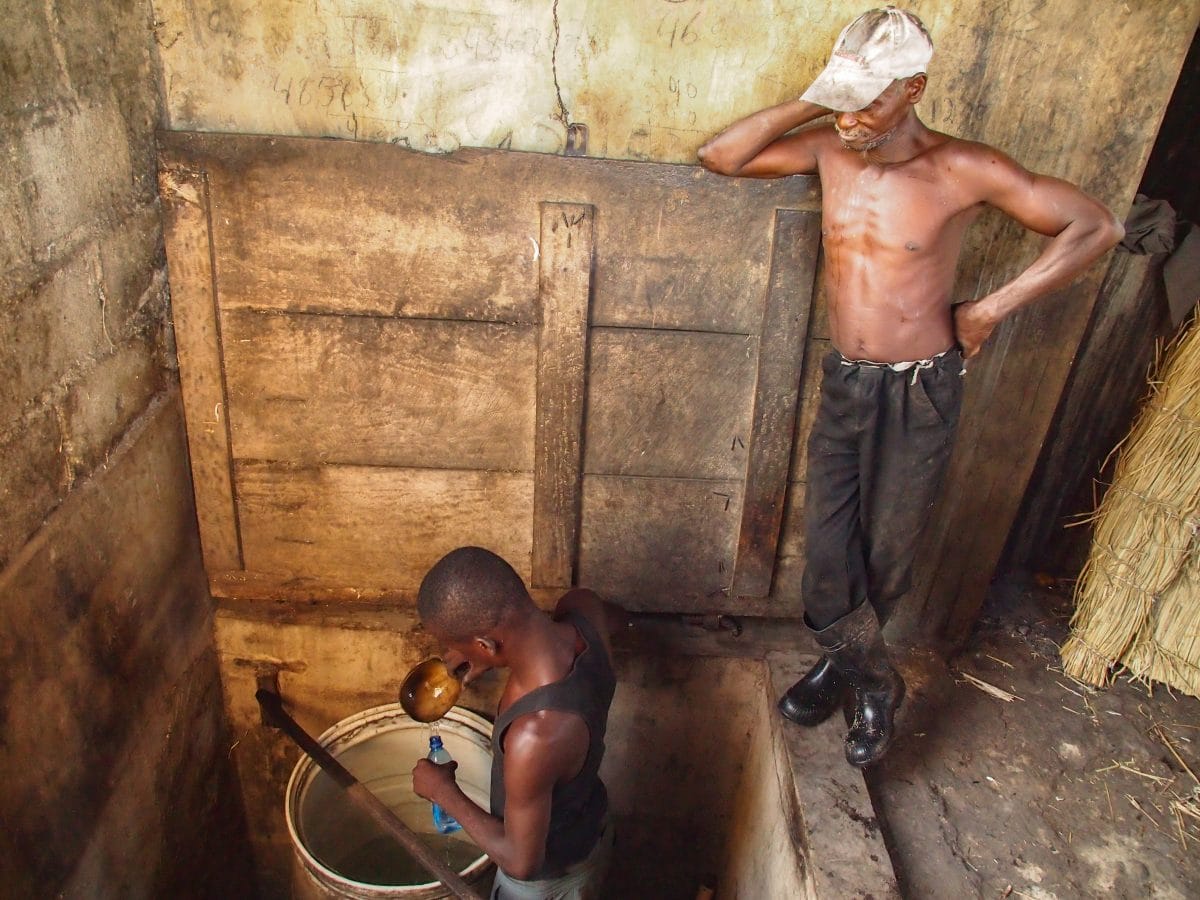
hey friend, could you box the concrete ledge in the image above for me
[766,650,899,899]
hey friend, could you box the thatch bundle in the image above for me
[1062,313,1200,697]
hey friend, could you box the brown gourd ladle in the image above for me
[399,657,468,723]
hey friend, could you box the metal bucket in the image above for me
[285,704,494,899]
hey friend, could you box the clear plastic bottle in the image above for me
[427,735,463,834]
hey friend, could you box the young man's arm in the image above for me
[411,710,588,879]
[697,98,831,177]
[952,145,1124,357]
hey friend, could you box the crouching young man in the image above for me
[411,547,618,900]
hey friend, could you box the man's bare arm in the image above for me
[953,146,1124,356]
[411,711,587,879]
[697,99,831,177]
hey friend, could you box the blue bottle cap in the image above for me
[429,735,444,750]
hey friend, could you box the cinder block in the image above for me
[98,205,165,338]
[0,137,34,278]
[0,249,106,425]
[58,0,137,99]
[54,0,163,205]
[0,404,67,570]
[0,0,69,119]
[19,102,133,249]
[63,338,165,478]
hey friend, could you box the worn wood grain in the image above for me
[583,328,757,480]
[158,133,825,613]
[788,338,831,485]
[156,132,819,334]
[767,481,808,619]
[220,309,536,470]
[532,202,593,589]
[234,462,533,592]
[1005,252,1172,574]
[204,142,540,324]
[157,163,242,572]
[733,209,821,598]
[577,474,742,611]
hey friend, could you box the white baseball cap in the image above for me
[801,7,933,112]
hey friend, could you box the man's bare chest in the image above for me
[819,166,970,251]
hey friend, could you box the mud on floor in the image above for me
[870,581,1200,900]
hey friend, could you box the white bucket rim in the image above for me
[284,703,494,896]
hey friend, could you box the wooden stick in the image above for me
[256,689,484,900]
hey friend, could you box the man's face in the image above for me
[834,79,915,152]
[431,626,501,687]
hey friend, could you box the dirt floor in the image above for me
[871,579,1200,900]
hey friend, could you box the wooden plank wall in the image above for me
[159,132,822,614]
[1003,252,1174,577]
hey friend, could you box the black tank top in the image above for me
[489,610,616,878]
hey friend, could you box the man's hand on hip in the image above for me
[953,301,997,359]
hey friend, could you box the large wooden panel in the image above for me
[578,474,742,610]
[583,328,756,480]
[235,463,534,591]
[532,203,593,589]
[158,133,825,614]
[891,6,1200,647]
[157,164,242,572]
[221,310,535,469]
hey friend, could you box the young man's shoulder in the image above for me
[553,588,622,651]
[553,587,605,620]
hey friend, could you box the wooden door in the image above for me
[158,133,821,614]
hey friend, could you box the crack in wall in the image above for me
[550,0,570,130]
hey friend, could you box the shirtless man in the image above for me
[698,7,1122,766]
[411,547,617,899]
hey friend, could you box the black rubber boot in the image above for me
[777,651,845,726]
[814,602,906,768]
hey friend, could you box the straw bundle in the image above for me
[1061,313,1200,697]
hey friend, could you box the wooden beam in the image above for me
[733,209,821,598]
[157,161,242,574]
[532,202,594,589]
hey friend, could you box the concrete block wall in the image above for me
[0,0,254,895]
[0,0,168,567]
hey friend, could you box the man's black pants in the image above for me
[801,348,965,630]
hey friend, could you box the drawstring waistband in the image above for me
[839,347,955,385]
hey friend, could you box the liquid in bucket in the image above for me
[331,826,481,885]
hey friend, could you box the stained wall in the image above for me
[0,0,253,895]
[150,0,1199,642]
